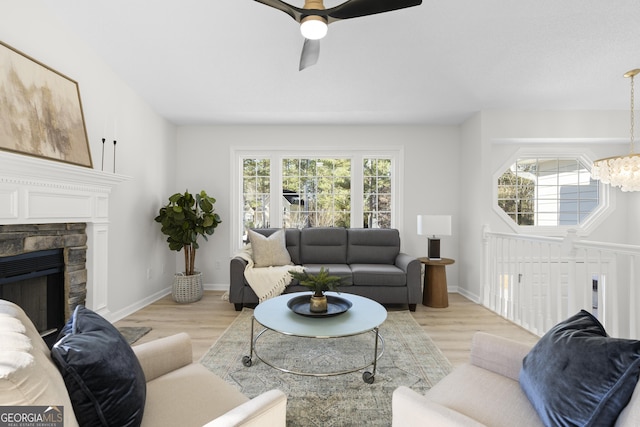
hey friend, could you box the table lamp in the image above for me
[417,215,451,260]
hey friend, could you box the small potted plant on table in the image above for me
[155,190,221,303]
[288,267,344,313]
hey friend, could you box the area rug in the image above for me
[118,326,151,345]
[200,309,452,427]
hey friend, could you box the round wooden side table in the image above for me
[418,257,455,308]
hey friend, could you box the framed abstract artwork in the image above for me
[0,40,92,168]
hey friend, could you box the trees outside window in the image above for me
[242,158,270,233]
[364,158,392,228]
[282,158,351,229]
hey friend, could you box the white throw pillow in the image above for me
[248,229,292,267]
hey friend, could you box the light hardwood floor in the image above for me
[115,291,539,367]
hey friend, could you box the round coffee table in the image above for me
[242,292,387,383]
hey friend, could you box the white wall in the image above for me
[1,1,178,320]
[175,125,461,291]
[457,110,639,303]
[483,110,631,243]
[458,113,486,301]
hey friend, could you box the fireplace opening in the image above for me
[0,249,65,348]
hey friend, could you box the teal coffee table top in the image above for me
[254,292,388,338]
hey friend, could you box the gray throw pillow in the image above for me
[248,228,292,267]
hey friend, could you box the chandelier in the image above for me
[592,69,640,192]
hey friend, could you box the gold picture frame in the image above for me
[0,40,92,168]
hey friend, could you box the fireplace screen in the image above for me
[0,249,65,347]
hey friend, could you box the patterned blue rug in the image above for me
[200,309,451,427]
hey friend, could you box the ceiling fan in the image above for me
[253,0,423,70]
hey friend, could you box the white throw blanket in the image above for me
[234,245,304,302]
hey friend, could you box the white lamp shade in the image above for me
[417,215,452,237]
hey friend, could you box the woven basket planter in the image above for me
[172,272,203,303]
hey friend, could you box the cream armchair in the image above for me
[392,332,640,427]
[133,332,287,427]
[0,299,286,427]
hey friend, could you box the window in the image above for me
[234,149,401,247]
[242,158,270,230]
[363,158,392,228]
[282,158,351,228]
[496,157,600,228]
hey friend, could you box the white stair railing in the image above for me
[482,226,640,338]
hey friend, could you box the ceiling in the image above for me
[41,0,640,126]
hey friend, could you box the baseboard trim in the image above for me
[204,283,229,292]
[107,288,171,323]
[456,287,480,303]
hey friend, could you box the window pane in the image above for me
[378,177,391,192]
[282,157,351,228]
[498,199,516,214]
[518,213,535,226]
[242,159,270,240]
[363,158,393,228]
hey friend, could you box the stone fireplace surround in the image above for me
[0,223,87,322]
[0,150,128,318]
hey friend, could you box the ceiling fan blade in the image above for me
[253,0,305,22]
[252,0,422,25]
[299,38,320,71]
[327,0,422,22]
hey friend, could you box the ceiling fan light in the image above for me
[300,16,328,40]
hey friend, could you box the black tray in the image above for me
[287,295,352,318]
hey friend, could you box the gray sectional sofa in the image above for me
[229,227,421,311]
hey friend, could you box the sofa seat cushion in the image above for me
[427,363,543,427]
[350,264,406,286]
[141,363,249,427]
[520,310,640,427]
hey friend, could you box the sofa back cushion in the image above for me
[0,300,79,427]
[347,228,400,264]
[250,228,301,265]
[300,227,348,264]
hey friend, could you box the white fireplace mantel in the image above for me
[0,150,130,315]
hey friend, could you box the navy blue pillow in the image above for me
[520,310,640,427]
[51,305,146,427]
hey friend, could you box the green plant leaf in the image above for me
[288,267,343,295]
[155,189,222,273]
[200,198,213,212]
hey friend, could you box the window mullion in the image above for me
[271,154,282,228]
[351,154,363,228]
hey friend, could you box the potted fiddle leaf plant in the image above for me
[155,190,222,303]
[288,267,344,313]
